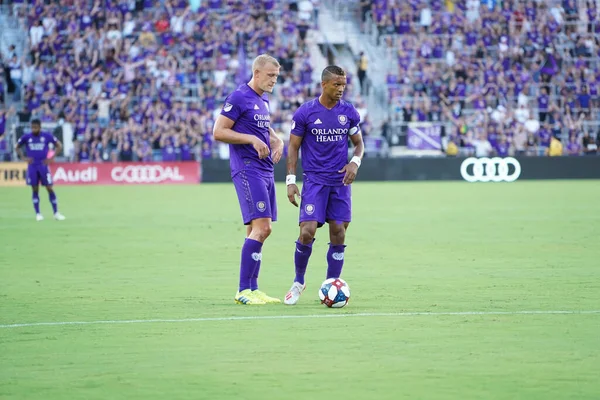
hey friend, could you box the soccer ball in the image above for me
[319,278,350,308]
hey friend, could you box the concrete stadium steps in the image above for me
[317,2,389,129]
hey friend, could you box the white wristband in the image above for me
[286,174,296,185]
[350,156,362,168]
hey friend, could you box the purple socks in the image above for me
[32,192,40,214]
[239,238,263,292]
[326,244,346,279]
[294,240,314,284]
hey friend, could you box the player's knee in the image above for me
[261,223,272,238]
[329,225,346,245]
[299,225,316,243]
[254,222,272,241]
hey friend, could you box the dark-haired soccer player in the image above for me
[213,54,284,305]
[284,65,364,305]
[15,119,66,221]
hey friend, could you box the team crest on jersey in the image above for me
[305,204,315,215]
[338,115,348,125]
[40,137,45,142]
[223,103,233,112]
[256,201,266,212]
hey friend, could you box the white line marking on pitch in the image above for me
[1,310,599,329]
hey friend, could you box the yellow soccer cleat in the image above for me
[234,289,266,305]
[252,290,282,304]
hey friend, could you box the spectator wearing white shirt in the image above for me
[420,4,432,28]
[513,125,528,156]
[466,0,480,22]
[298,0,314,22]
[21,57,36,86]
[471,133,493,157]
[122,13,136,37]
[8,56,22,102]
[170,8,190,34]
[514,103,530,124]
[94,93,112,128]
[355,98,368,122]
[106,23,123,47]
[30,21,45,48]
[42,14,57,35]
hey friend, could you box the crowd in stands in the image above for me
[374,0,600,156]
[0,0,326,162]
[2,0,600,160]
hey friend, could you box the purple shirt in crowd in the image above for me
[538,128,551,147]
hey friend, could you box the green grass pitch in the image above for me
[1,181,599,400]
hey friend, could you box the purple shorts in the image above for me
[232,171,277,225]
[299,178,351,227]
[26,164,53,186]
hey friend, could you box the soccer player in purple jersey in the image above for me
[213,54,284,305]
[15,119,66,221]
[283,66,365,305]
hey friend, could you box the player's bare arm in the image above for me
[268,127,284,164]
[339,132,365,186]
[213,114,269,159]
[286,134,303,207]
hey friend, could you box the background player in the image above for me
[213,54,284,305]
[283,65,364,305]
[15,119,66,221]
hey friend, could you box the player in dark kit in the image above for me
[213,54,284,305]
[15,119,66,221]
[284,66,364,305]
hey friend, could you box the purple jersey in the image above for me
[538,94,549,110]
[538,129,551,147]
[495,142,509,157]
[220,84,273,177]
[291,98,361,186]
[17,132,58,165]
[180,144,193,161]
[567,142,581,155]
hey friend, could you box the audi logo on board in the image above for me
[460,157,522,183]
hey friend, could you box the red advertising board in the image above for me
[51,162,201,185]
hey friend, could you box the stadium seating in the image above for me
[1,0,320,162]
[367,0,600,156]
[1,0,599,160]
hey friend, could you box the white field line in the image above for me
[1,310,599,329]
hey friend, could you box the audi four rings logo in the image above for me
[111,165,184,183]
[460,157,521,183]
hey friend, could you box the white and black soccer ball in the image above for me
[319,278,350,308]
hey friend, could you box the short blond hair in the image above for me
[252,54,280,72]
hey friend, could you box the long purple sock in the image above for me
[326,244,346,279]
[239,238,263,292]
[250,259,261,291]
[32,191,40,214]
[294,239,314,284]
[49,191,58,213]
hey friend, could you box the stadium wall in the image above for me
[201,157,600,183]
[0,162,201,186]
[2,158,599,187]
